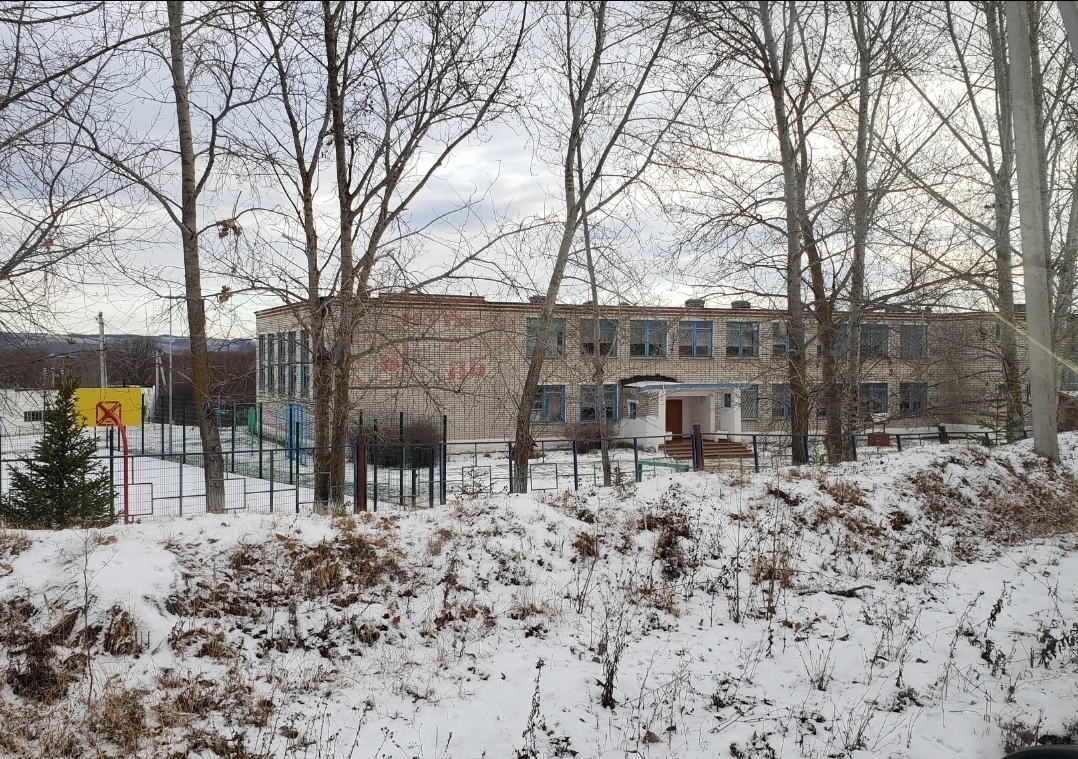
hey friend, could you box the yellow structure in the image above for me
[73,387,144,427]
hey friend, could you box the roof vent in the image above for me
[684,298,706,309]
[731,300,751,309]
[528,295,545,305]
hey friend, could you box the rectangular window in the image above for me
[899,382,929,414]
[277,332,286,391]
[626,400,638,419]
[771,383,791,420]
[581,318,618,357]
[526,317,566,358]
[580,384,618,423]
[287,331,297,396]
[532,385,566,423]
[861,323,889,358]
[772,321,789,357]
[726,321,760,358]
[23,410,43,422]
[300,330,310,398]
[266,333,275,392]
[899,324,929,358]
[678,320,713,358]
[859,382,890,416]
[258,334,266,392]
[741,385,760,421]
[629,319,668,358]
[833,323,850,357]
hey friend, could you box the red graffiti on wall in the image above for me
[447,356,486,380]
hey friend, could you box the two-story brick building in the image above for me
[254,295,1029,443]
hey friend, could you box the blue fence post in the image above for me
[938,425,948,444]
[572,440,579,490]
[849,435,858,461]
[507,443,513,494]
[633,438,640,482]
[692,424,704,471]
[896,434,902,453]
[1022,428,1028,439]
[752,435,759,473]
[269,448,274,513]
[802,435,810,464]
[371,440,378,511]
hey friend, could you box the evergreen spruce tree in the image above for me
[0,373,115,528]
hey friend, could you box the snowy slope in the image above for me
[0,435,1077,758]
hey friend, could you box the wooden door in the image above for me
[665,398,683,436]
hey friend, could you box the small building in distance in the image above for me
[254,295,1031,445]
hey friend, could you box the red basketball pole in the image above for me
[96,402,130,525]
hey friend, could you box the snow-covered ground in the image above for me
[0,435,1076,758]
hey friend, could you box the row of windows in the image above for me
[258,331,311,398]
[758,382,929,421]
[527,319,930,360]
[533,384,620,424]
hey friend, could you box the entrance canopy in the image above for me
[624,381,756,393]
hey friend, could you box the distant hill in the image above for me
[0,333,254,356]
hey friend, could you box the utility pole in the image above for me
[97,311,107,389]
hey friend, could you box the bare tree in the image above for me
[1008,0,1059,461]
[68,2,269,512]
[231,2,527,507]
[510,0,700,492]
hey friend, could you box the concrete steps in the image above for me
[661,438,753,460]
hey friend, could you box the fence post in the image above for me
[372,438,379,511]
[1022,427,1028,439]
[177,433,183,516]
[295,421,301,514]
[633,438,640,482]
[230,403,236,473]
[507,443,513,493]
[802,435,810,464]
[428,447,434,508]
[752,435,759,473]
[353,437,362,513]
[896,434,902,453]
[258,402,264,478]
[692,424,704,471]
[269,448,274,513]
[181,403,186,460]
[938,425,948,444]
[849,435,858,462]
[440,415,448,505]
[572,440,579,491]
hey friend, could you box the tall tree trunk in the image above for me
[166,0,225,513]
[324,1,356,503]
[803,221,842,461]
[578,145,612,485]
[1006,0,1059,461]
[760,1,809,464]
[986,3,1025,442]
[845,1,870,454]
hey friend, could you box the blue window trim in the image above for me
[679,320,713,358]
[899,382,928,413]
[862,324,890,358]
[580,384,619,423]
[899,324,929,358]
[629,319,668,358]
[299,330,310,398]
[581,318,619,357]
[533,385,566,424]
[860,382,890,415]
[772,321,789,356]
[526,317,567,358]
[726,321,760,358]
[258,334,266,392]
